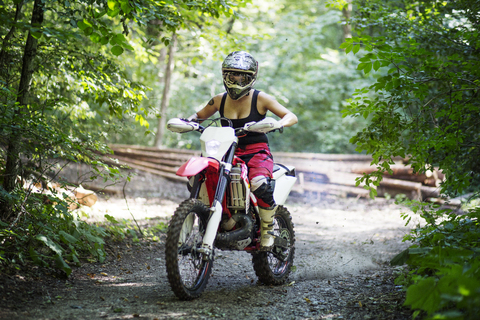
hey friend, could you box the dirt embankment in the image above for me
[1,171,415,320]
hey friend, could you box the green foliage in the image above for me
[103,214,139,241]
[102,214,168,242]
[251,0,373,153]
[143,220,169,241]
[0,0,244,275]
[340,0,480,196]
[338,0,480,318]
[108,0,374,153]
[84,0,252,148]
[391,202,480,319]
[0,188,106,276]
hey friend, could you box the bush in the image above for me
[392,202,480,319]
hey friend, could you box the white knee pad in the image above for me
[250,176,269,192]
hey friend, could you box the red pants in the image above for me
[235,143,274,207]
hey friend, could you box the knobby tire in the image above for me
[252,205,295,285]
[165,199,212,300]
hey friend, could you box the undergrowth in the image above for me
[0,186,168,278]
[392,196,480,320]
[0,188,106,277]
[102,213,168,243]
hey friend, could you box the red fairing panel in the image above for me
[176,157,220,177]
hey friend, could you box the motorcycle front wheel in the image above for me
[252,205,295,285]
[165,199,212,300]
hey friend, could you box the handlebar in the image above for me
[167,117,283,135]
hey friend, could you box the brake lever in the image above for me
[265,127,284,134]
[178,118,205,132]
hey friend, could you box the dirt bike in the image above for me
[164,117,297,300]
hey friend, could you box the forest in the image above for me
[1,0,479,318]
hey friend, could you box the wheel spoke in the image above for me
[268,219,291,274]
[165,199,213,300]
[177,213,206,289]
[252,206,295,285]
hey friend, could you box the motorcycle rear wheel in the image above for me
[165,199,212,300]
[252,205,295,285]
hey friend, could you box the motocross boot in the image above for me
[259,206,277,251]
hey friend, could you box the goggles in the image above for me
[223,71,254,88]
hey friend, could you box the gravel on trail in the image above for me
[0,170,415,320]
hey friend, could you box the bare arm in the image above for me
[258,92,298,127]
[187,95,221,121]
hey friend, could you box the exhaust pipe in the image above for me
[215,214,253,250]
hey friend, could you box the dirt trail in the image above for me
[1,173,415,320]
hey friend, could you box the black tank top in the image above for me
[220,90,268,146]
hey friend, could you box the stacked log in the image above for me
[106,144,443,201]
[350,163,444,187]
[104,144,199,182]
[272,152,443,200]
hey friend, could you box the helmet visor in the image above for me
[223,71,254,89]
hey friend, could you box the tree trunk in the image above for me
[157,46,167,75]
[154,32,177,148]
[1,0,44,221]
[342,0,352,41]
[0,3,24,79]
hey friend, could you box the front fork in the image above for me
[198,148,236,260]
[198,168,230,260]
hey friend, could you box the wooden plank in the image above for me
[420,185,441,198]
[122,156,184,168]
[109,154,179,174]
[109,151,185,167]
[112,148,194,161]
[351,163,444,186]
[274,157,371,173]
[351,163,415,175]
[292,181,370,197]
[273,151,374,161]
[380,177,423,191]
[110,144,199,156]
[104,155,186,182]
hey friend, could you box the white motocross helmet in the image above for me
[222,51,258,100]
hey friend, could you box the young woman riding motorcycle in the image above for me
[185,51,298,251]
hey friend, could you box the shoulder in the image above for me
[214,93,228,103]
[257,91,277,102]
[207,93,226,109]
[257,91,280,110]
[213,92,226,100]
[255,91,295,121]
[257,91,278,108]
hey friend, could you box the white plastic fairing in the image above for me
[200,127,237,161]
[273,165,297,205]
